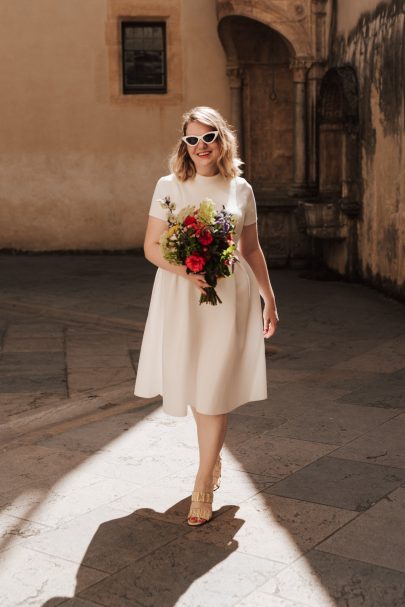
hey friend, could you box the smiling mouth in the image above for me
[197,151,211,157]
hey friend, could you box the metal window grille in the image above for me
[121,21,167,94]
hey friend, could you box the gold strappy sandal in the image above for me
[187,490,213,526]
[212,454,222,491]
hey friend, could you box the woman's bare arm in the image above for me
[238,222,279,338]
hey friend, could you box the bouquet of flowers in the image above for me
[159,196,238,305]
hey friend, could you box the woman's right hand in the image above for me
[184,270,209,294]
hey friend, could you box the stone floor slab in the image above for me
[109,484,207,526]
[0,544,107,607]
[267,402,400,445]
[317,486,405,573]
[185,493,356,564]
[34,411,158,454]
[68,368,134,394]
[0,444,85,495]
[0,512,51,554]
[0,257,405,607]
[0,392,68,422]
[231,398,310,422]
[0,351,65,373]
[301,367,380,392]
[78,535,283,607]
[265,456,405,511]
[261,549,405,607]
[110,464,277,524]
[332,413,405,469]
[2,337,64,353]
[225,434,337,478]
[224,413,287,449]
[337,367,405,409]
[4,323,65,339]
[2,476,137,527]
[0,374,67,394]
[66,354,132,369]
[19,503,187,575]
[237,591,308,607]
[333,334,405,374]
[58,599,106,607]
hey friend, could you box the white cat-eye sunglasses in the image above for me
[181,131,219,146]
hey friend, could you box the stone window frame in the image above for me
[106,0,183,106]
[121,21,167,95]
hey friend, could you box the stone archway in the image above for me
[216,1,328,267]
[219,16,294,199]
[218,13,313,266]
[217,0,320,197]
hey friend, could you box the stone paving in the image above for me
[0,254,405,607]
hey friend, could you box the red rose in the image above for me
[184,215,197,226]
[185,254,206,273]
[198,230,214,246]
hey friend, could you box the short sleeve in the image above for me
[244,182,258,226]
[148,176,171,222]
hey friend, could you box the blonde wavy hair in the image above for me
[169,106,243,181]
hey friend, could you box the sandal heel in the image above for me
[187,490,213,526]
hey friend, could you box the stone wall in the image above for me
[0,0,230,250]
[324,0,405,299]
[1,0,404,302]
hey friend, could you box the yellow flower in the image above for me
[198,199,216,224]
[167,225,178,238]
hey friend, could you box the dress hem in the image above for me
[134,390,268,417]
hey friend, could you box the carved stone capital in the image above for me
[311,0,328,16]
[289,57,313,82]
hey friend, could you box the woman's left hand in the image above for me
[263,303,279,339]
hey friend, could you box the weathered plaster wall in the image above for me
[0,0,230,250]
[329,0,405,298]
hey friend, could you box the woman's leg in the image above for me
[188,408,228,523]
[191,406,228,489]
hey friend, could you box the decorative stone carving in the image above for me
[289,57,313,81]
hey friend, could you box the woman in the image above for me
[134,106,279,526]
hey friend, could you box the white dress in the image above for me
[134,172,267,416]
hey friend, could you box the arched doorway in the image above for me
[218,15,311,267]
[318,66,361,209]
[219,16,294,200]
[300,66,361,278]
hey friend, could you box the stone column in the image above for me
[226,65,244,157]
[289,59,310,196]
[307,63,326,191]
[307,0,328,191]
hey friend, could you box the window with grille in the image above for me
[121,22,167,94]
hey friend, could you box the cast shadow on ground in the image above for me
[0,400,250,606]
[0,392,373,607]
[2,259,405,605]
[40,500,243,607]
